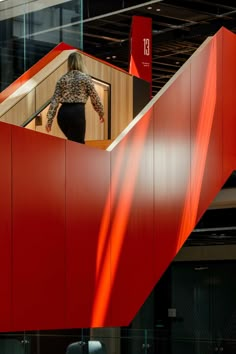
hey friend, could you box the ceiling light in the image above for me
[209,234,232,239]
[147,6,152,10]
[156,8,161,12]
[194,267,208,271]
[112,55,117,59]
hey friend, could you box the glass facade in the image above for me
[0,0,83,91]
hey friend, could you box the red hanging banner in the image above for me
[129,16,152,95]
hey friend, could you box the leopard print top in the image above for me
[47,70,104,126]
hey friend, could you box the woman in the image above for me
[45,51,104,144]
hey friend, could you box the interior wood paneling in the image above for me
[83,52,133,138]
[1,90,36,126]
[26,118,36,131]
[84,55,111,84]
[86,139,113,150]
[110,70,133,138]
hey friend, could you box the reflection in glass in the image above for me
[0,0,83,91]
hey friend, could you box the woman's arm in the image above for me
[45,80,62,131]
[87,77,105,120]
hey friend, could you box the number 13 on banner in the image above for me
[143,38,150,56]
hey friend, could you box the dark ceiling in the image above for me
[83,0,236,247]
[83,0,236,97]
[184,172,236,247]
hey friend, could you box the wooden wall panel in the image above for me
[110,70,133,138]
[25,118,36,131]
[109,108,154,325]
[84,55,111,84]
[84,53,133,138]
[11,126,66,331]
[1,90,36,126]
[65,142,111,328]
[0,122,12,331]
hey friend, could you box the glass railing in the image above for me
[0,0,83,92]
[1,328,235,354]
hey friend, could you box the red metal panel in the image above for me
[222,28,236,177]
[190,32,223,222]
[65,142,111,328]
[11,127,66,331]
[153,66,192,279]
[109,110,154,325]
[0,122,12,331]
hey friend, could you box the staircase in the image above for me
[0,27,236,332]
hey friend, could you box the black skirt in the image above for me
[57,103,86,144]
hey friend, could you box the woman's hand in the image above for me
[99,117,105,123]
[45,122,51,132]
